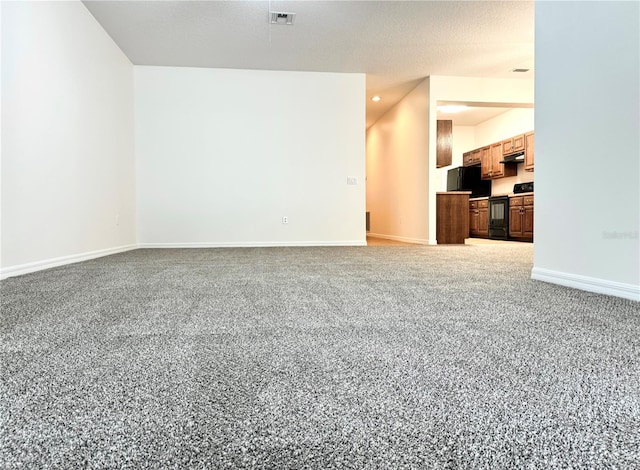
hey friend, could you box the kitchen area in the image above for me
[435,107,535,245]
[365,77,536,246]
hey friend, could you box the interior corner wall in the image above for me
[1,1,136,276]
[134,66,366,247]
[533,1,639,301]
[366,79,430,244]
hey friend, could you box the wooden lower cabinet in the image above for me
[469,203,478,234]
[469,199,489,237]
[509,195,534,240]
[478,204,489,236]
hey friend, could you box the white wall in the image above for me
[474,108,534,195]
[135,66,365,246]
[1,1,136,276]
[474,108,534,147]
[533,1,639,301]
[451,126,476,171]
[366,79,430,244]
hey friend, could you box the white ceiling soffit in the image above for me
[437,107,512,127]
[82,0,534,128]
[437,101,534,126]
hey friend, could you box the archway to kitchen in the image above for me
[365,75,534,247]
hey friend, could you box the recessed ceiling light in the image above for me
[512,68,530,73]
[371,96,381,102]
[437,105,468,113]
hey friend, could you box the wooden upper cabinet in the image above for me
[464,130,533,179]
[524,131,534,171]
[479,147,489,166]
[471,149,482,165]
[464,148,483,167]
[491,143,504,178]
[496,142,517,179]
[491,142,516,179]
[481,147,492,179]
[436,120,453,168]
[512,134,525,153]
[502,139,513,155]
[502,134,526,155]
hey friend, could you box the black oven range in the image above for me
[488,183,534,240]
[489,196,509,240]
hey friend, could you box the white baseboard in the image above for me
[0,241,368,279]
[531,267,640,302]
[138,240,368,249]
[0,244,138,280]
[367,232,433,245]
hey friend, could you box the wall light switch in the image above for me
[347,177,357,185]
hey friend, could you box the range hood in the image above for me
[500,151,525,164]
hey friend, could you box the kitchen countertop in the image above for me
[470,192,534,200]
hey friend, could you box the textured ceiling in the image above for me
[83,0,534,128]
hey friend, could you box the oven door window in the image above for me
[491,202,505,222]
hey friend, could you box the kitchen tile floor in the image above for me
[366,236,528,246]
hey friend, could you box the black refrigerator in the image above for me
[446,166,491,198]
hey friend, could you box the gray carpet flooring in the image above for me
[1,245,639,469]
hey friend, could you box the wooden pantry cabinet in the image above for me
[509,195,534,241]
[436,120,453,168]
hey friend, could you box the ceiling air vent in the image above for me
[512,68,530,73]
[270,11,295,25]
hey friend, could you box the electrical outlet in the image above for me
[347,176,358,185]
[282,216,288,224]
